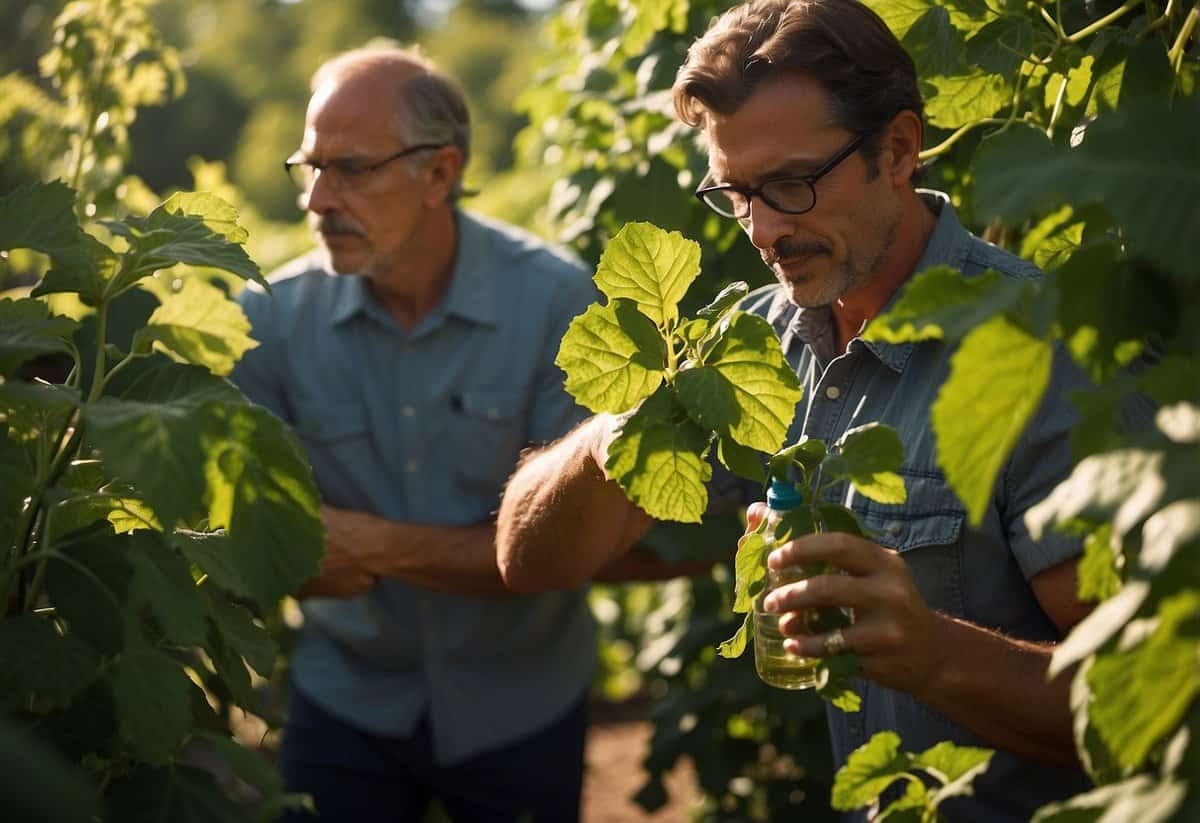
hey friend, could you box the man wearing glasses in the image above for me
[497,0,1104,818]
[232,46,600,821]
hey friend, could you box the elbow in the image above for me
[496,535,591,594]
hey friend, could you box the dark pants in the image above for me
[279,687,588,823]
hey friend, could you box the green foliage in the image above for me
[557,222,802,521]
[831,731,993,821]
[0,182,322,818]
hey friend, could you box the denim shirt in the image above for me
[231,210,598,764]
[739,192,1093,820]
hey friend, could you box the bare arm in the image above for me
[496,415,655,592]
[765,530,1089,764]
[298,505,510,599]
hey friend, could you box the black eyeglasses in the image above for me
[694,132,869,220]
[284,143,448,192]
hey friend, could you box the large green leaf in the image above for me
[974,102,1200,280]
[864,266,1026,344]
[966,17,1036,77]
[0,717,97,823]
[732,530,768,614]
[605,387,712,523]
[103,192,265,293]
[0,424,35,553]
[593,222,700,327]
[555,298,665,413]
[0,298,79,378]
[824,423,907,505]
[831,731,912,811]
[0,181,112,276]
[932,317,1052,525]
[203,590,278,677]
[1077,524,1121,602]
[47,526,134,655]
[902,7,966,78]
[916,741,993,806]
[716,612,751,659]
[1032,775,1186,823]
[863,0,989,40]
[126,531,208,647]
[104,765,255,823]
[674,312,802,453]
[1087,592,1200,771]
[924,71,1010,128]
[0,614,100,709]
[132,278,259,377]
[201,404,324,610]
[108,647,195,763]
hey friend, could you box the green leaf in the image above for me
[203,591,278,677]
[1019,206,1084,272]
[773,506,815,544]
[0,425,36,551]
[675,311,802,453]
[109,648,196,763]
[818,504,865,537]
[903,7,966,78]
[966,17,1035,77]
[716,435,766,484]
[1077,524,1121,602]
[877,780,928,822]
[1025,448,1165,542]
[555,298,665,413]
[717,612,752,659]
[593,222,700,327]
[863,0,988,40]
[0,379,79,440]
[0,298,79,378]
[47,526,134,655]
[974,103,1200,281]
[104,192,264,293]
[732,531,768,614]
[824,424,907,506]
[201,404,324,610]
[104,765,255,823]
[697,280,749,320]
[932,317,1052,525]
[0,614,100,709]
[864,266,1022,344]
[817,653,863,713]
[0,181,112,276]
[831,731,912,810]
[1088,592,1200,771]
[132,278,259,377]
[924,71,1010,128]
[605,388,712,523]
[1049,580,1151,679]
[770,437,827,482]
[126,531,208,646]
[1032,775,1186,823]
[190,731,284,806]
[913,740,993,783]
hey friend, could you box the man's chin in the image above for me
[318,245,363,275]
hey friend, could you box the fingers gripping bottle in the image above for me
[753,478,821,690]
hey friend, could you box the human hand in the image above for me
[761,533,947,698]
[296,504,383,599]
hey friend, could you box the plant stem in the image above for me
[1168,3,1199,66]
[1143,0,1178,35]
[1047,76,1069,138]
[919,118,1009,160]
[1067,0,1145,42]
[68,1,119,201]
[88,299,110,403]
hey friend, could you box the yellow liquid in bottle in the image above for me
[753,603,819,689]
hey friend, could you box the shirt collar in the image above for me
[329,210,498,329]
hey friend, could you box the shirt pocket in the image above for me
[852,471,966,618]
[291,400,373,502]
[445,389,527,500]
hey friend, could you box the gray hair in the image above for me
[312,45,471,202]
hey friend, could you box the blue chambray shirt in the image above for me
[737,192,1096,820]
[231,210,598,764]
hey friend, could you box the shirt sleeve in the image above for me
[525,262,599,445]
[230,282,293,425]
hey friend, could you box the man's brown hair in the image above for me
[673,0,923,167]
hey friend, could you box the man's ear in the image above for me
[883,109,923,187]
[422,145,465,207]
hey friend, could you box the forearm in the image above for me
[918,614,1077,764]
[369,520,512,597]
[497,416,651,592]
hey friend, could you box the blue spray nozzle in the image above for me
[766,478,803,510]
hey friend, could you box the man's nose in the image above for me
[304,169,340,213]
[745,196,793,253]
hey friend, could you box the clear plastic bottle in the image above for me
[753,478,821,690]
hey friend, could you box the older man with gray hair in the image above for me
[231,46,598,821]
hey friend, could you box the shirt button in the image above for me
[887,522,903,537]
[402,406,415,417]
[406,459,419,473]
[825,386,841,400]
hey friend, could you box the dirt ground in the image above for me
[582,702,699,823]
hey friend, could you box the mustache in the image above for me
[312,215,366,237]
[763,238,829,265]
